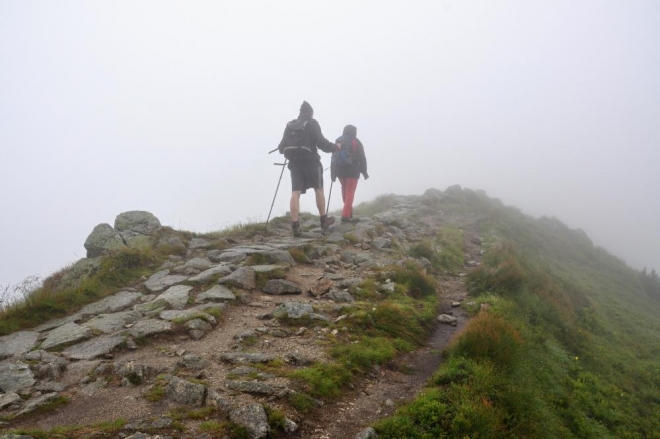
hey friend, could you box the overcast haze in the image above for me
[1,1,659,289]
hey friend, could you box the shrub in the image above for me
[388,263,438,299]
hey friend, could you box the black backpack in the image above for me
[280,119,312,160]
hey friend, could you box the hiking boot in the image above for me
[320,215,335,230]
[292,221,302,237]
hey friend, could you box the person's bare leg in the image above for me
[314,188,326,217]
[290,191,301,222]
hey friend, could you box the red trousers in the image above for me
[339,177,359,218]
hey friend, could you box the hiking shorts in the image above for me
[289,160,323,194]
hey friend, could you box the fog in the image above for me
[1,1,659,289]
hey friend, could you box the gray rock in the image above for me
[84,310,142,333]
[271,302,314,319]
[218,267,256,290]
[371,237,392,250]
[16,392,60,417]
[188,265,233,283]
[185,258,214,270]
[0,331,39,360]
[219,352,276,364]
[52,258,103,293]
[250,264,285,273]
[114,211,160,234]
[0,361,35,393]
[325,231,345,243]
[165,376,206,406]
[230,366,259,376]
[155,285,193,310]
[80,377,107,396]
[259,250,296,265]
[84,223,127,258]
[61,334,126,360]
[262,279,302,295]
[188,238,211,249]
[229,403,269,439]
[41,322,93,350]
[226,380,276,395]
[124,417,173,431]
[177,354,210,370]
[211,251,248,263]
[78,291,143,316]
[0,435,37,439]
[133,298,170,314]
[144,270,188,292]
[33,314,83,333]
[159,304,221,323]
[337,278,363,289]
[195,285,236,303]
[326,290,355,303]
[355,427,378,439]
[128,319,172,338]
[437,314,457,324]
[207,389,233,412]
[0,392,21,410]
[284,418,299,433]
[35,381,67,392]
[118,230,153,249]
[186,319,212,339]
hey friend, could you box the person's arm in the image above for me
[358,139,369,179]
[277,125,289,154]
[311,120,340,153]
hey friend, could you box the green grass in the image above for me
[0,248,160,335]
[373,190,660,438]
[255,267,288,289]
[408,226,465,274]
[288,262,440,402]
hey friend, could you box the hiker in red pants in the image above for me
[333,125,369,223]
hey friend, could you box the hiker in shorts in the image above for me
[333,124,369,223]
[278,101,341,237]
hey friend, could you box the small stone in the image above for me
[437,314,457,324]
[451,301,461,307]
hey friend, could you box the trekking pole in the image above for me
[265,147,287,231]
[326,178,334,215]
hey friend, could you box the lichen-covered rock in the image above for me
[0,361,35,393]
[262,279,301,295]
[61,334,126,360]
[218,267,256,290]
[144,270,188,292]
[0,331,39,360]
[155,285,193,310]
[229,403,269,439]
[165,376,206,406]
[78,291,142,317]
[84,223,126,258]
[195,285,236,303]
[41,322,93,350]
[271,302,314,319]
[114,211,161,234]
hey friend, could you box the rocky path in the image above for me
[0,188,484,439]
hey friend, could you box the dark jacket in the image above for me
[334,134,368,180]
[278,117,336,162]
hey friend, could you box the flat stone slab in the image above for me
[226,380,276,395]
[84,311,142,334]
[78,291,142,316]
[33,314,83,332]
[211,251,247,263]
[128,319,172,338]
[155,285,193,310]
[195,285,236,303]
[262,279,302,295]
[0,392,21,410]
[133,298,170,314]
[16,392,60,417]
[41,322,93,350]
[250,264,287,273]
[144,270,188,292]
[219,352,276,364]
[0,361,35,393]
[218,267,255,290]
[185,258,214,270]
[326,290,355,303]
[159,306,219,324]
[0,331,39,360]
[61,334,126,360]
[188,265,233,283]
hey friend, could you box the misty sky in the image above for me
[1,1,659,289]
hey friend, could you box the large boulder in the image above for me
[114,211,161,235]
[84,224,127,258]
[0,361,35,393]
[0,331,39,360]
[229,403,269,439]
[165,376,206,406]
